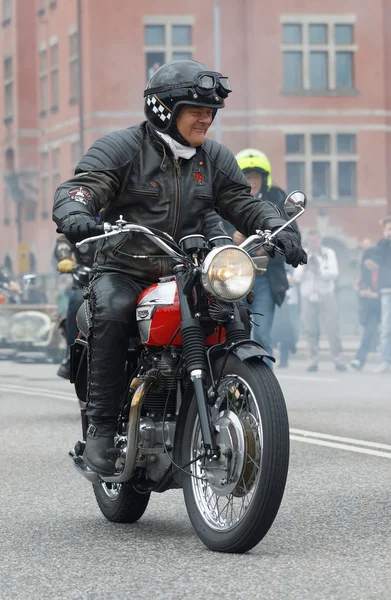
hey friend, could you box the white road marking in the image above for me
[1,383,390,459]
[290,435,391,459]
[290,428,391,451]
[0,384,77,402]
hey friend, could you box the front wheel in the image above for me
[181,356,289,553]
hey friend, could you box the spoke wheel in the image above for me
[181,355,289,553]
[100,482,123,500]
[190,376,263,531]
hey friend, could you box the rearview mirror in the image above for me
[284,190,307,219]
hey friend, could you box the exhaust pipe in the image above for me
[100,378,148,483]
[69,376,152,485]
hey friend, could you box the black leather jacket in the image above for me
[53,122,288,283]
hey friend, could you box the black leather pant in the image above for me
[86,272,146,424]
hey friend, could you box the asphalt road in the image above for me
[0,359,390,600]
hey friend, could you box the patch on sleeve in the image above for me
[68,186,92,206]
[74,172,90,178]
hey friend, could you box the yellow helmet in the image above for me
[235,148,272,192]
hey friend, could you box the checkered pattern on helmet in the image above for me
[146,95,171,122]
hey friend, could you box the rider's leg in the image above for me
[83,272,144,475]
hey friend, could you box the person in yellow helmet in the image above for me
[227,148,300,368]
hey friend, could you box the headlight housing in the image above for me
[201,246,255,301]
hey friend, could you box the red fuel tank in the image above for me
[136,278,225,347]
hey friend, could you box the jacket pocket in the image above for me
[195,194,214,207]
[127,188,160,198]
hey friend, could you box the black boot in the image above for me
[57,356,70,379]
[83,423,117,475]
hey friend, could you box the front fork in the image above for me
[175,266,220,460]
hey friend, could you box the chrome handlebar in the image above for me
[76,197,306,263]
[76,221,186,261]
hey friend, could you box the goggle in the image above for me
[192,72,232,98]
[144,71,232,100]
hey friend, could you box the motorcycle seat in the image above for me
[76,301,139,351]
[76,302,89,338]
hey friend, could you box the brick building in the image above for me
[0,0,390,278]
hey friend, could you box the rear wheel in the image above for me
[181,356,289,553]
[92,481,150,523]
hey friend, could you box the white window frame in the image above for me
[285,131,358,202]
[281,14,357,91]
[143,15,195,66]
[4,54,13,118]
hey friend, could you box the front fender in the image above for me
[209,339,275,365]
[232,341,275,363]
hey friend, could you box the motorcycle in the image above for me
[69,191,306,553]
[9,274,65,363]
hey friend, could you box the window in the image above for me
[4,55,13,120]
[286,133,304,154]
[144,16,194,82]
[285,133,357,202]
[52,148,61,191]
[282,16,356,93]
[3,0,11,22]
[69,30,79,102]
[71,140,81,169]
[39,47,48,115]
[40,151,49,215]
[3,186,10,225]
[50,42,59,110]
[37,0,45,15]
[25,199,36,221]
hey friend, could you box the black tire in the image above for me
[181,356,289,553]
[92,481,150,523]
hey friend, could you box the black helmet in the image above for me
[144,60,232,139]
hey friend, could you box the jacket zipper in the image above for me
[172,159,181,237]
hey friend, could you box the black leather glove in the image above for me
[57,212,103,245]
[274,228,307,268]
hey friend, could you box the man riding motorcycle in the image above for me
[54,234,95,378]
[52,60,307,476]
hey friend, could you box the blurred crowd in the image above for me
[270,217,391,373]
[1,149,390,375]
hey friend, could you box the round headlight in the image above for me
[202,246,255,301]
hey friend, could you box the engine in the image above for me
[142,349,182,418]
[135,349,182,485]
